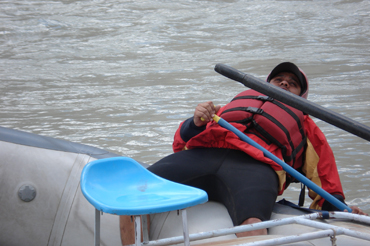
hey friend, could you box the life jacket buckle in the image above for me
[246,107,264,114]
[257,95,274,102]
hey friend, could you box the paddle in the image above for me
[211,115,352,212]
[214,63,370,142]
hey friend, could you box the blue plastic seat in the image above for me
[80,156,208,246]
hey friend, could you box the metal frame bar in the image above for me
[134,216,141,246]
[142,215,150,244]
[181,209,190,246]
[127,212,370,246]
[94,209,100,246]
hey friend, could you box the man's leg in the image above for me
[215,149,279,237]
[120,215,150,245]
[120,216,135,245]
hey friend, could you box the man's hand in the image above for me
[347,206,368,216]
[193,101,221,127]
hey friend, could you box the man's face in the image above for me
[269,72,302,96]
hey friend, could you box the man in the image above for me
[121,62,367,244]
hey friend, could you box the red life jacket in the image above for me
[220,90,306,169]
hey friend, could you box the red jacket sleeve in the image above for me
[303,115,345,209]
[172,107,227,152]
[173,121,187,152]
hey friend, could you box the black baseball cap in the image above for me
[267,62,307,97]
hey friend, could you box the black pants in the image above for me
[148,148,279,226]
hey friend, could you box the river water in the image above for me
[1,0,370,213]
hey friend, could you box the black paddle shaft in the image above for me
[214,63,370,142]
